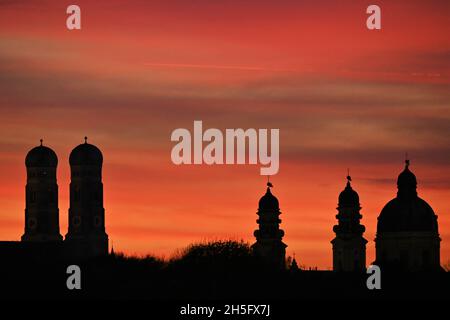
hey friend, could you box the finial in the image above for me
[267,176,273,188]
[346,168,352,183]
[40,139,43,146]
[84,136,88,144]
[405,152,410,168]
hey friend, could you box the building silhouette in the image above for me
[252,182,287,268]
[0,140,444,273]
[331,175,367,272]
[375,160,441,271]
[22,140,63,242]
[0,138,108,261]
[65,137,109,258]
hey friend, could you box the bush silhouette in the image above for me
[169,240,259,273]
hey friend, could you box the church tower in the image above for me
[331,174,367,272]
[252,182,287,268]
[22,140,62,242]
[65,137,108,258]
[375,160,441,271]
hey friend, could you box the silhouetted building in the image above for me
[252,182,287,268]
[375,160,441,271]
[0,138,109,261]
[331,175,367,272]
[290,254,299,271]
[65,137,109,258]
[22,140,63,242]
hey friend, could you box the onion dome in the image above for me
[338,175,359,207]
[69,137,103,166]
[25,139,58,167]
[258,183,279,211]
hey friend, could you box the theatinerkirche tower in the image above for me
[22,140,63,242]
[65,137,108,257]
[252,182,287,268]
[331,174,367,272]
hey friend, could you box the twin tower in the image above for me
[21,138,108,258]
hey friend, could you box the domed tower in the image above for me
[65,137,108,258]
[251,182,287,268]
[375,160,441,271]
[22,140,62,242]
[331,174,367,272]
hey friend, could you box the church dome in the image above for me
[338,176,359,207]
[377,160,438,233]
[377,197,438,233]
[259,187,279,211]
[69,137,103,166]
[25,141,58,167]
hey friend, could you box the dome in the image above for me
[377,197,438,233]
[338,176,359,207]
[258,187,279,211]
[69,138,103,166]
[377,160,438,233]
[25,141,58,167]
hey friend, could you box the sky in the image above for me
[0,0,449,269]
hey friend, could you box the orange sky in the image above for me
[0,0,449,269]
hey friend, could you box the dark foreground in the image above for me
[1,253,448,302]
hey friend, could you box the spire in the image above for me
[405,152,410,168]
[40,139,43,146]
[346,168,352,187]
[111,240,115,257]
[267,176,273,189]
[397,155,417,198]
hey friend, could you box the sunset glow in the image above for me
[0,0,449,269]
